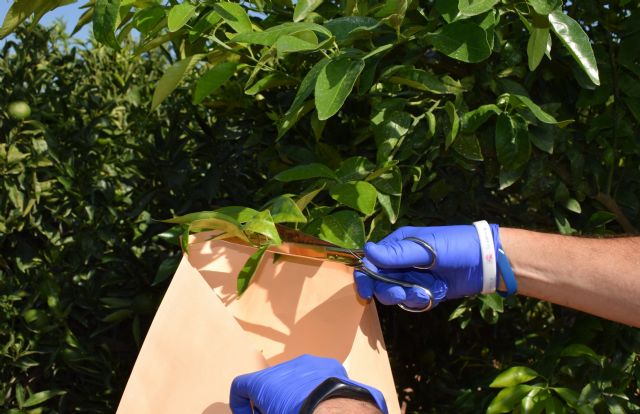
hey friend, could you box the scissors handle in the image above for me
[357,264,434,312]
[355,237,437,313]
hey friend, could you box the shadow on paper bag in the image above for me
[117,231,400,414]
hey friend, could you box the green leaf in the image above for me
[324,16,379,43]
[560,344,602,363]
[232,22,331,46]
[479,293,504,312]
[152,257,180,286]
[315,57,365,120]
[490,366,539,388]
[182,225,190,252]
[134,5,165,35]
[461,104,501,133]
[386,67,462,95]
[213,2,252,34]
[457,0,499,19]
[167,3,196,32]
[522,387,547,414]
[293,0,323,22]
[526,0,560,15]
[245,72,295,95]
[545,396,565,413]
[237,245,268,295]
[162,211,238,225]
[265,196,307,223]
[371,109,412,163]
[370,166,402,196]
[375,0,407,30]
[189,10,223,39]
[499,165,526,190]
[336,156,375,182]
[487,385,534,414]
[549,10,600,86]
[329,181,378,215]
[103,309,133,323]
[508,94,558,124]
[0,0,44,39]
[588,211,616,227]
[275,33,319,57]
[436,0,499,22]
[430,21,492,63]
[278,100,315,138]
[188,218,245,238]
[527,27,550,71]
[94,0,122,49]
[449,303,469,321]
[529,124,555,154]
[274,163,338,182]
[452,133,484,161]
[193,62,238,104]
[495,113,531,169]
[577,383,601,408]
[243,210,282,244]
[283,58,329,119]
[215,206,259,223]
[552,387,580,408]
[377,192,400,224]
[152,54,202,110]
[319,210,365,249]
[444,100,460,148]
[22,390,66,408]
[296,186,325,211]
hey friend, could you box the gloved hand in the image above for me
[230,354,388,414]
[354,223,501,309]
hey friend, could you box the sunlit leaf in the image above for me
[152,54,203,110]
[237,244,268,295]
[490,366,539,388]
[315,57,365,120]
[549,10,600,85]
[167,3,196,32]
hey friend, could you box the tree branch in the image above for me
[593,192,638,234]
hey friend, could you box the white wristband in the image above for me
[473,220,497,293]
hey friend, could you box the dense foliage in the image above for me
[0,26,271,412]
[1,0,639,413]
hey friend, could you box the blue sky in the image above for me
[0,1,92,40]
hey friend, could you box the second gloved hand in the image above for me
[354,224,501,309]
[230,354,387,414]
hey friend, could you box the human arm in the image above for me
[500,227,640,327]
[313,398,383,414]
[356,224,640,327]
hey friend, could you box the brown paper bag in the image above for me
[117,232,400,413]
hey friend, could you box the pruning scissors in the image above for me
[222,225,437,313]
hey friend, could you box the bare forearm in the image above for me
[312,398,383,414]
[500,228,640,327]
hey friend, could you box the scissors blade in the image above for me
[219,225,363,266]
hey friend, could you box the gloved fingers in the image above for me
[354,269,375,300]
[294,354,347,377]
[403,286,434,309]
[365,238,436,269]
[229,374,256,414]
[374,282,407,305]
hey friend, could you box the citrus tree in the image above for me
[1,0,639,412]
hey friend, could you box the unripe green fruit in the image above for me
[8,101,31,120]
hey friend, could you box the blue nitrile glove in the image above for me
[354,223,502,309]
[229,354,388,414]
